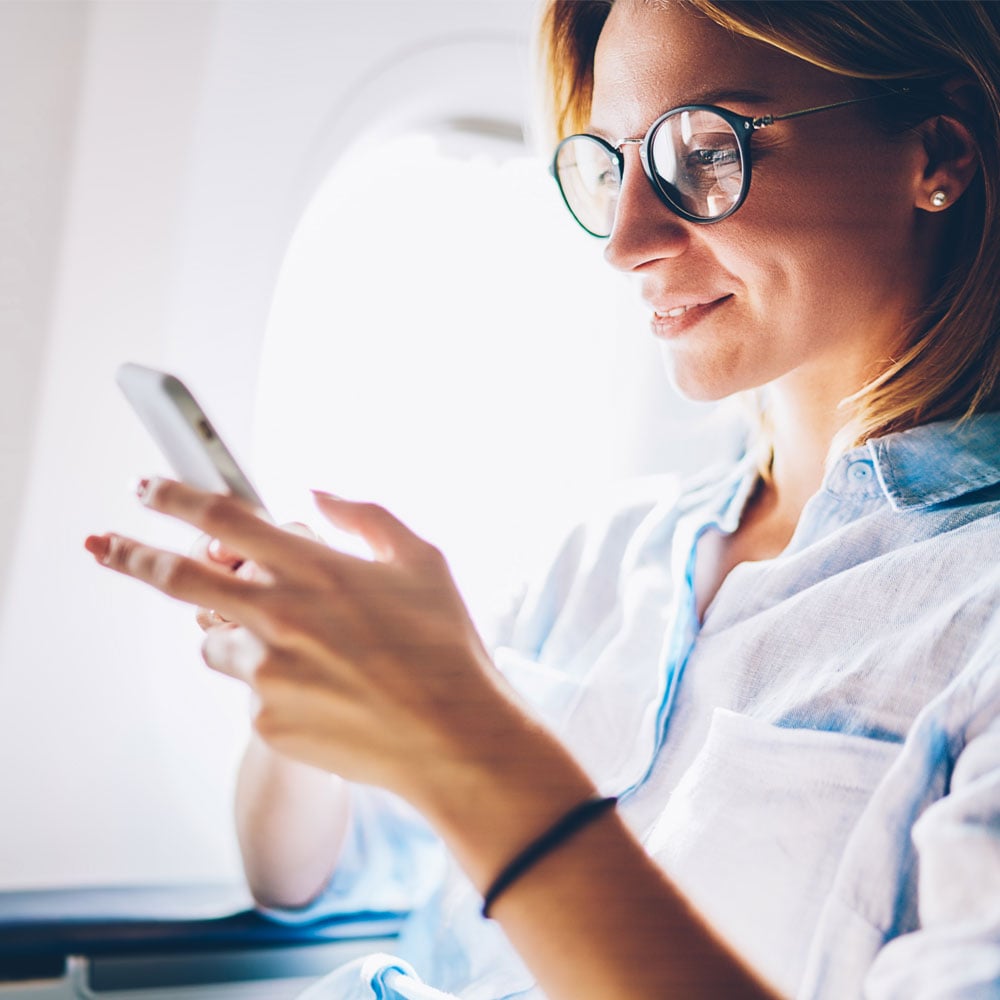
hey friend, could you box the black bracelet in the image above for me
[480,795,619,919]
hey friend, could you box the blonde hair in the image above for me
[537,0,1000,459]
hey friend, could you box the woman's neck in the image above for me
[763,389,852,530]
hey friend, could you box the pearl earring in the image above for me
[930,190,948,208]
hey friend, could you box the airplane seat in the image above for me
[0,884,408,998]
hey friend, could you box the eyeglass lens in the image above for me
[555,108,746,236]
[554,136,622,238]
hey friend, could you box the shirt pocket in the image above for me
[645,708,902,997]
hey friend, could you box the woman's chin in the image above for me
[657,341,775,404]
[660,359,747,405]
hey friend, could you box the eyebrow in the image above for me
[684,87,772,107]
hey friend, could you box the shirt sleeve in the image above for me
[863,644,1000,998]
[492,474,682,659]
[257,783,446,925]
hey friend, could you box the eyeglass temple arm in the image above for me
[751,87,909,130]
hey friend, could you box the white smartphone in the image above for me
[116,362,271,519]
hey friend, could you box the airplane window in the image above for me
[253,127,731,636]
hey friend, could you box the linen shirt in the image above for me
[273,414,1000,1000]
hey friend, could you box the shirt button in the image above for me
[848,460,874,482]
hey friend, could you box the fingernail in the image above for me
[85,535,111,565]
[135,476,165,506]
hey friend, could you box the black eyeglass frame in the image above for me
[551,89,909,237]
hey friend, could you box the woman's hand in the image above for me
[83,478,525,811]
[85,477,598,899]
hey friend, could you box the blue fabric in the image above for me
[295,954,460,1000]
[273,414,1000,999]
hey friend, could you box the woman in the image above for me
[85,1,1000,997]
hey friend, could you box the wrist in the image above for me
[411,703,599,895]
[481,794,619,918]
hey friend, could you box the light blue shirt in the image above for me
[271,414,1000,1000]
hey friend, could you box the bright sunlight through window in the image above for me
[253,130,723,638]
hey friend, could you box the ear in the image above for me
[914,80,981,214]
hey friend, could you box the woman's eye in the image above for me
[689,148,739,168]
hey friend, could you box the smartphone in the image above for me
[116,362,271,520]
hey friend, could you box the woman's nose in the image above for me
[603,147,690,273]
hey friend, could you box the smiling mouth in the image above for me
[653,295,730,319]
[651,295,732,336]
[657,305,699,319]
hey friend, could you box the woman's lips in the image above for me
[650,295,733,338]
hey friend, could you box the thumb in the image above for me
[311,490,423,564]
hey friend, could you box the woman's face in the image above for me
[591,0,934,405]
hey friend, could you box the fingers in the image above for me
[190,533,242,630]
[85,532,262,627]
[201,623,267,683]
[133,478,424,577]
[195,523,315,566]
[191,526,305,630]
[137,478,319,575]
[208,537,245,567]
[200,626,324,710]
[203,554,274,630]
[196,608,227,631]
[312,490,440,567]
[87,480,443,651]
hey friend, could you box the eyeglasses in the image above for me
[551,89,908,237]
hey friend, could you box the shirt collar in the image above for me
[864,412,1000,511]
